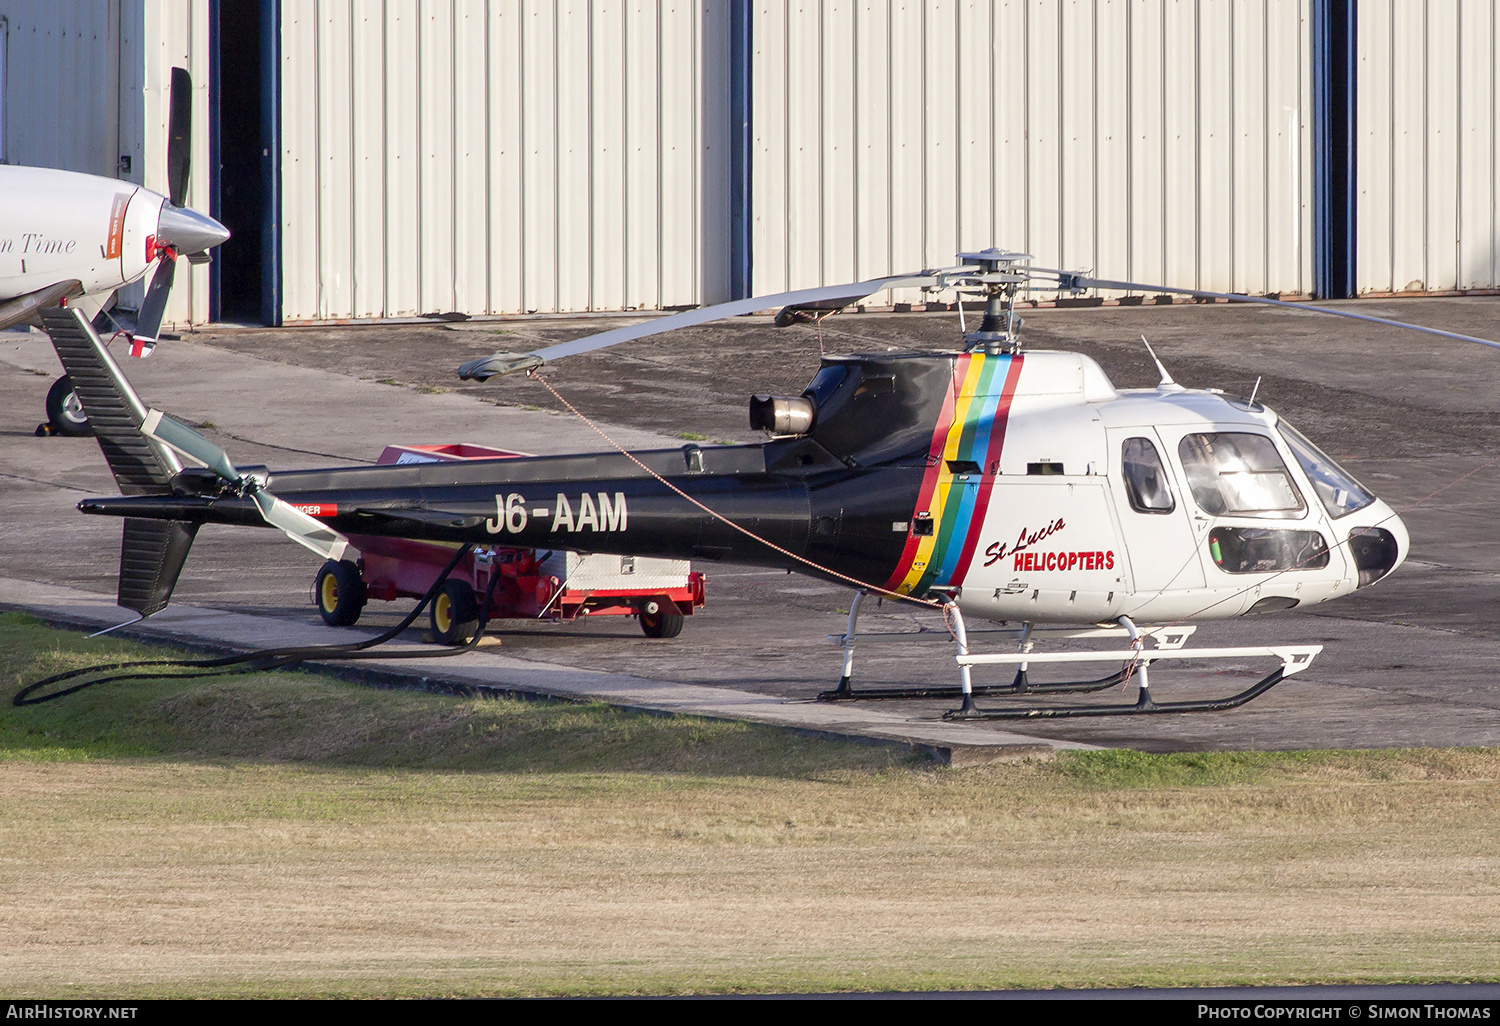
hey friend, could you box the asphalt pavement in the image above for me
[1,296,1497,753]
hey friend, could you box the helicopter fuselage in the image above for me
[83,349,1407,626]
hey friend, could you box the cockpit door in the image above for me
[1106,427,1207,611]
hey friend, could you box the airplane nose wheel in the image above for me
[44,375,93,436]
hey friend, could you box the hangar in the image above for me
[1,0,1497,329]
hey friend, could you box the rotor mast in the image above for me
[952,249,1031,354]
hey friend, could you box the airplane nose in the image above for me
[156,204,231,255]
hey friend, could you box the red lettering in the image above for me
[1106,551,1115,570]
[1085,552,1095,571]
[1013,553,1023,571]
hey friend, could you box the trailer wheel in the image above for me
[315,559,367,626]
[639,600,684,639]
[431,580,480,645]
[46,376,92,437]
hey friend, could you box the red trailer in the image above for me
[311,443,705,643]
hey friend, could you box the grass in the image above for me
[0,613,895,776]
[2,611,1499,997]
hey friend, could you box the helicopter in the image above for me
[0,68,229,436]
[35,248,1497,720]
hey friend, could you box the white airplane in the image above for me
[0,68,229,435]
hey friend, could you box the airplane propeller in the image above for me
[167,67,192,208]
[140,409,350,561]
[128,67,230,348]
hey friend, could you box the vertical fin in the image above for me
[38,307,198,616]
[39,306,181,494]
[118,519,200,617]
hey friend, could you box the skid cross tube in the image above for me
[818,612,1199,702]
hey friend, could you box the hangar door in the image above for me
[278,1,732,322]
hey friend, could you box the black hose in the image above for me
[13,543,489,706]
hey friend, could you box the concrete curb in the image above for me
[0,576,1098,761]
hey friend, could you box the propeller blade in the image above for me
[167,67,192,208]
[134,253,177,345]
[1029,268,1500,352]
[140,409,241,484]
[251,491,349,561]
[458,269,965,380]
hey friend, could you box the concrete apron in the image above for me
[0,577,1093,766]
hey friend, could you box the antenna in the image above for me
[1140,336,1185,392]
[1248,376,1262,406]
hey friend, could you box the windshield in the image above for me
[1177,432,1306,519]
[1277,420,1376,519]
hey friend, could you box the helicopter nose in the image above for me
[156,203,231,255]
[1347,502,1408,589]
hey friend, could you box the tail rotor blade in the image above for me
[140,409,240,484]
[134,254,177,345]
[141,408,349,558]
[251,491,349,561]
[167,67,192,208]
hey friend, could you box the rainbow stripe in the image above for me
[882,352,1025,596]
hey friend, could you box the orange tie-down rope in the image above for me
[528,371,945,611]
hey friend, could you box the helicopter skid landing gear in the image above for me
[818,603,1196,703]
[819,603,1319,718]
[941,615,1320,720]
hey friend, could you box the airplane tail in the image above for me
[38,307,198,617]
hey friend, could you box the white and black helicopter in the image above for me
[0,68,229,435]
[25,248,1499,718]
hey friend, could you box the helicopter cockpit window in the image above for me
[1276,420,1376,519]
[1177,433,1306,519]
[1121,437,1175,513]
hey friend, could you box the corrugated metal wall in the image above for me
[279,0,731,322]
[0,0,213,327]
[1357,0,1500,294]
[0,0,120,176]
[751,0,1316,301]
[130,0,213,328]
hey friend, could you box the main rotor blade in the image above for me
[251,491,349,561]
[140,409,240,484]
[133,254,177,345]
[457,271,956,380]
[1030,268,1500,352]
[167,67,192,208]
